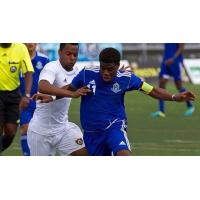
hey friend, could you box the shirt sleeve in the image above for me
[127,73,143,91]
[20,44,34,74]
[71,68,85,89]
[39,63,56,84]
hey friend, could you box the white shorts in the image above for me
[27,122,85,156]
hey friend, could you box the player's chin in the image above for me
[102,76,112,82]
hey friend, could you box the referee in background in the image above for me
[0,43,34,153]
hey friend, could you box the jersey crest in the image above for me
[111,82,121,93]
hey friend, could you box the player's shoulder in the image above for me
[84,66,100,73]
[43,60,59,71]
[11,43,27,52]
[36,51,49,60]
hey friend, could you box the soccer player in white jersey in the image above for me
[27,43,90,156]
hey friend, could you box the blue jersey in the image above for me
[71,67,143,132]
[20,51,49,97]
[163,43,183,63]
[19,52,49,126]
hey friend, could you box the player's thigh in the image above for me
[172,62,182,83]
[0,96,5,134]
[56,122,86,156]
[5,91,20,125]
[4,123,18,137]
[107,121,131,156]
[83,131,108,156]
[27,129,53,156]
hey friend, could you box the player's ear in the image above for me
[58,49,61,57]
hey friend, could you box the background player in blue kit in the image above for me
[34,47,195,156]
[19,43,49,156]
[152,43,195,118]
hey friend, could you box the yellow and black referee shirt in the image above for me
[0,43,34,91]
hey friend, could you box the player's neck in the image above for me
[29,51,36,59]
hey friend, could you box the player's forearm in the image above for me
[24,72,33,95]
[149,87,174,101]
[39,80,74,97]
[61,84,76,91]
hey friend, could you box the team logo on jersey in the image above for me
[111,83,121,93]
[75,138,83,145]
[64,78,67,83]
[36,61,43,70]
[10,66,17,73]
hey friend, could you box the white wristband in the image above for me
[52,96,56,100]
[172,94,176,101]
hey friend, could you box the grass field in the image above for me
[2,83,200,156]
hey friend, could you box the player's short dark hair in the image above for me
[99,47,121,64]
[59,43,79,50]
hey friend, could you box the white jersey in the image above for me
[29,60,80,135]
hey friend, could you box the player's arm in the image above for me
[141,82,195,102]
[61,84,76,91]
[19,44,34,111]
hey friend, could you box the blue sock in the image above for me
[20,134,30,156]
[159,99,165,113]
[179,87,192,108]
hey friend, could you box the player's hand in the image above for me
[121,65,133,72]
[19,96,30,111]
[31,93,54,103]
[72,86,91,98]
[165,58,174,66]
[173,91,196,102]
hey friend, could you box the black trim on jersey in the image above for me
[22,60,28,72]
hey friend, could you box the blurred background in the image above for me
[38,43,200,83]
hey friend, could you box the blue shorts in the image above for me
[159,61,182,81]
[83,120,131,156]
[20,100,36,126]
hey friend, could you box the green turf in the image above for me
[2,83,200,156]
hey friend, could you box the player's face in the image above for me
[59,44,78,70]
[25,43,37,53]
[100,62,119,82]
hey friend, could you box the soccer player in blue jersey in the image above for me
[152,43,195,118]
[19,43,49,156]
[34,47,195,156]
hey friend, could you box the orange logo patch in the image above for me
[75,138,83,145]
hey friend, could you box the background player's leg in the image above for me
[0,120,3,152]
[159,78,168,113]
[0,124,3,152]
[175,80,194,116]
[20,123,30,156]
[152,78,168,117]
[0,98,5,152]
